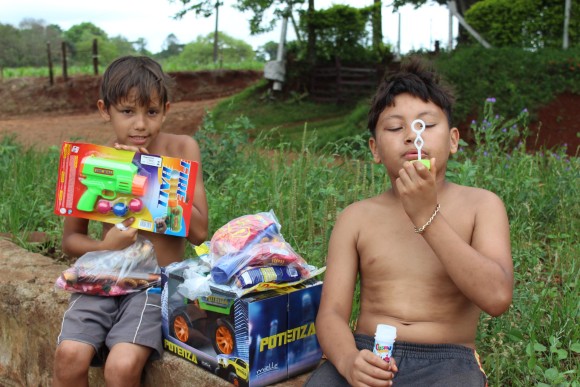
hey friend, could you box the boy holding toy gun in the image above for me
[53,56,208,386]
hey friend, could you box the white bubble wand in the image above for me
[411,119,430,169]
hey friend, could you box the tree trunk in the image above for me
[372,0,383,51]
[306,0,316,65]
[455,0,479,45]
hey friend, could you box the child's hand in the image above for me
[113,143,149,154]
[345,349,397,387]
[101,217,138,251]
[396,157,438,226]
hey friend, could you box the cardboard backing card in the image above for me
[54,142,197,237]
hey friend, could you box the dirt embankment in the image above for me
[0,69,578,154]
[0,70,262,148]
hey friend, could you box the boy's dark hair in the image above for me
[100,56,174,111]
[367,57,455,137]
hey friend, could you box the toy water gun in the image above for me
[77,156,147,212]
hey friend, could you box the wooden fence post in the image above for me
[47,42,54,86]
[92,38,99,75]
[61,42,68,81]
[335,57,342,104]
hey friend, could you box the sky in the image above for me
[1,0,458,55]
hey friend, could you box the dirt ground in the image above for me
[0,70,578,154]
[0,70,262,148]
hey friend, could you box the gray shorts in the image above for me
[305,334,487,386]
[57,287,162,366]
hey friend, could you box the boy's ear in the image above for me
[162,102,171,122]
[449,127,460,154]
[97,100,110,121]
[369,136,381,164]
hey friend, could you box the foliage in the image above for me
[255,40,279,61]
[446,101,579,386]
[465,0,579,49]
[234,0,306,35]
[0,20,62,68]
[0,20,149,70]
[166,32,255,67]
[434,46,580,128]
[209,80,355,151]
[391,0,481,16]
[0,137,63,255]
[170,0,306,35]
[1,97,578,383]
[297,4,380,64]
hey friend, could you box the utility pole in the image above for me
[213,1,220,64]
[448,0,491,48]
[397,12,401,59]
[563,0,571,49]
[448,3,454,49]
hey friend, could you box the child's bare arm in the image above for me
[397,160,513,316]
[422,191,513,316]
[62,216,137,257]
[317,207,395,386]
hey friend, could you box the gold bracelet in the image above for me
[414,204,441,234]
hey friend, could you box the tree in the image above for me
[173,31,255,67]
[158,34,184,59]
[465,0,579,49]
[0,23,22,68]
[256,41,279,61]
[300,4,377,64]
[391,0,482,44]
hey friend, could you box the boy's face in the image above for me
[97,87,169,149]
[369,92,459,176]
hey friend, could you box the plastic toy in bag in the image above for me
[55,236,161,296]
[209,211,278,283]
[234,265,301,289]
[209,211,312,285]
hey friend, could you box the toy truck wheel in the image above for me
[171,313,191,344]
[212,318,236,355]
[228,371,240,386]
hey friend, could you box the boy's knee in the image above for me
[104,346,148,384]
[54,341,93,378]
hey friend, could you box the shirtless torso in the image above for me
[336,182,497,349]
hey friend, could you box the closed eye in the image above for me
[387,127,402,132]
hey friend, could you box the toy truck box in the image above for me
[54,142,197,237]
[161,264,323,387]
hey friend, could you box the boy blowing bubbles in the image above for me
[53,56,208,386]
[306,58,513,386]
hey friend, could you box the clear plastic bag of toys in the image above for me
[55,236,161,296]
[208,210,313,285]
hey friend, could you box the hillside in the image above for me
[0,69,578,154]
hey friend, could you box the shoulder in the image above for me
[155,133,201,161]
[335,194,388,228]
[448,183,506,213]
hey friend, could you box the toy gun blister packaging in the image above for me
[54,142,198,237]
[77,156,147,212]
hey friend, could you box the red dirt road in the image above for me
[0,70,261,149]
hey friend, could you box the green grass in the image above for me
[1,61,265,79]
[1,96,578,385]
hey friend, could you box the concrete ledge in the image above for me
[0,239,313,386]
